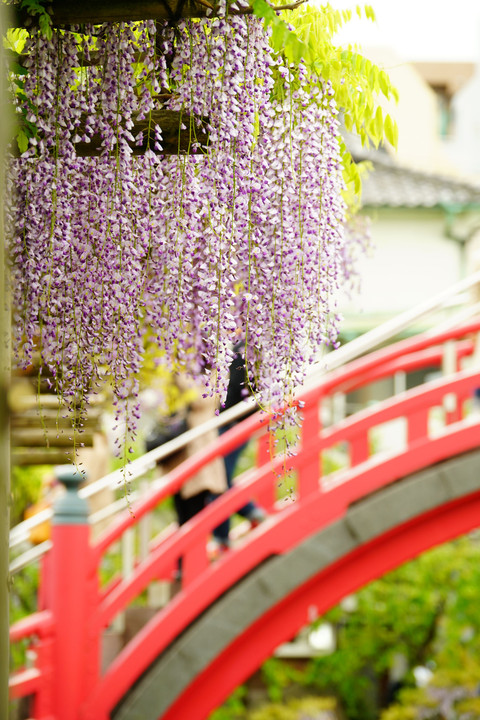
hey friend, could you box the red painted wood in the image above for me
[48,524,92,720]
[32,636,55,719]
[162,489,480,720]
[349,432,369,466]
[11,318,480,719]
[9,667,42,698]
[407,407,429,445]
[85,418,480,717]
[9,610,54,643]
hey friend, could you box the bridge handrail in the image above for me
[303,316,480,402]
[10,314,480,714]
[9,610,54,644]
[312,269,480,376]
[9,313,480,558]
[320,367,480,446]
[95,366,480,632]
[86,269,480,497]
[92,410,272,558]
[94,325,480,558]
[325,339,473,397]
[8,397,257,552]
[99,367,480,630]
[84,371,480,717]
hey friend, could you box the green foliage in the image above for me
[249,696,337,720]
[379,688,432,720]
[289,4,397,206]
[380,680,480,720]
[251,2,399,208]
[454,696,480,718]
[209,686,249,720]
[215,536,480,720]
[5,29,38,155]
[302,537,480,720]
[252,0,308,65]
[9,563,40,670]
[262,658,306,703]
[19,0,52,39]
[10,464,50,526]
[3,28,29,53]
[290,3,399,147]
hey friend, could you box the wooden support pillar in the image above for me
[0,4,12,717]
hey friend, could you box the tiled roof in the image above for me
[357,153,480,209]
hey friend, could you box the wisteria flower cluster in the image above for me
[6,14,364,453]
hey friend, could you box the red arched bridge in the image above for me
[9,313,480,720]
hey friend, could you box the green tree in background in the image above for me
[212,535,480,720]
[289,536,480,720]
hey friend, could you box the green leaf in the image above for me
[369,65,378,92]
[379,69,390,97]
[38,13,53,40]
[374,105,383,140]
[16,129,29,154]
[284,33,307,64]
[384,113,398,148]
[4,29,29,53]
[271,21,287,49]
[12,62,28,76]
[252,0,276,24]
[344,112,353,132]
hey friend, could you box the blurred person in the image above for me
[157,370,227,574]
[210,343,266,554]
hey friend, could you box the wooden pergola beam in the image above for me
[17,0,239,26]
[10,110,209,157]
[75,110,209,156]
[14,0,307,27]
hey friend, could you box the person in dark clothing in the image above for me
[211,344,266,551]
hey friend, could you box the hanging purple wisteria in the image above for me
[6,12,359,451]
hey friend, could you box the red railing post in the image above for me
[47,466,93,720]
[407,408,429,446]
[350,433,370,467]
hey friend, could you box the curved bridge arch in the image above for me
[10,318,480,720]
[114,445,480,720]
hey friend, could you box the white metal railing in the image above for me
[9,270,480,571]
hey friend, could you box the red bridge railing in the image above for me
[9,317,480,720]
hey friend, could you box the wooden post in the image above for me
[0,4,12,717]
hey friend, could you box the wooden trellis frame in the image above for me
[10,0,306,156]
[74,110,209,157]
[14,0,306,26]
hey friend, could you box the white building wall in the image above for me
[338,208,463,327]
[447,70,480,178]
[363,48,458,176]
